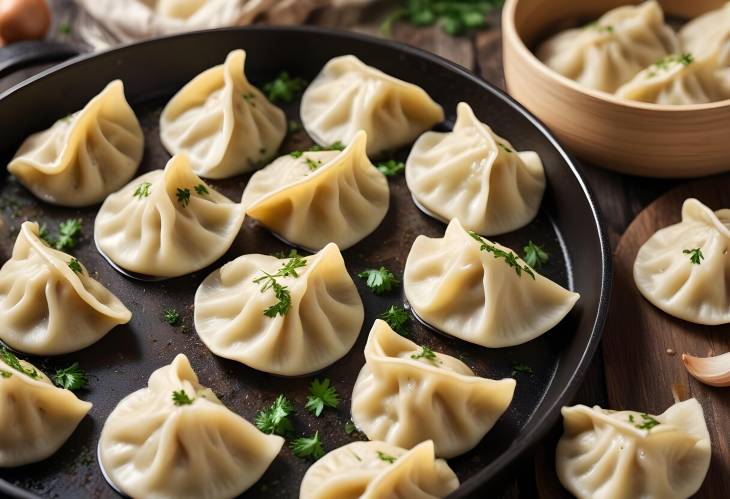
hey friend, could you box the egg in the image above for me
[0,0,51,47]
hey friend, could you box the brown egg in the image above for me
[0,0,51,47]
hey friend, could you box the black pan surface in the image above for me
[0,26,610,499]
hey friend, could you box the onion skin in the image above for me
[0,0,51,47]
[682,352,730,388]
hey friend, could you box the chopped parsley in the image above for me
[263,72,308,104]
[53,363,88,391]
[345,420,358,435]
[358,267,400,294]
[522,241,549,269]
[172,389,194,406]
[683,248,704,265]
[163,308,181,326]
[256,395,295,436]
[468,231,535,279]
[68,258,83,274]
[176,188,191,207]
[133,181,152,199]
[511,362,533,376]
[0,348,39,379]
[380,305,410,336]
[273,248,303,259]
[290,431,325,460]
[194,184,209,196]
[0,370,11,378]
[310,141,346,152]
[55,218,83,251]
[288,120,303,133]
[376,159,406,177]
[630,413,661,431]
[305,378,340,416]
[290,151,304,158]
[411,346,438,363]
[253,256,308,317]
[380,0,502,36]
[376,451,398,463]
[304,157,323,171]
[648,53,694,77]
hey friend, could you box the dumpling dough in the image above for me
[634,198,730,324]
[300,440,459,499]
[680,3,730,101]
[160,49,286,179]
[0,354,92,467]
[8,80,143,207]
[404,219,580,347]
[556,399,711,499]
[301,55,444,156]
[194,243,364,376]
[242,131,389,251]
[99,354,283,498]
[351,320,515,458]
[95,153,245,278]
[406,102,545,235]
[0,222,131,355]
[537,1,679,93]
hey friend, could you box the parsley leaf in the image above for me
[522,241,549,269]
[172,389,194,406]
[630,413,660,431]
[163,308,181,326]
[376,451,398,463]
[55,218,83,251]
[290,151,304,158]
[411,346,438,363]
[0,348,39,379]
[511,362,533,376]
[263,71,308,104]
[176,188,191,207]
[345,420,358,434]
[358,267,400,294]
[194,184,209,196]
[468,231,535,279]
[380,305,410,336]
[255,395,295,436]
[290,431,325,460]
[376,159,406,177]
[381,0,503,36]
[305,378,340,417]
[133,181,152,199]
[683,248,704,265]
[54,362,88,391]
[253,256,308,317]
[273,248,303,259]
[68,258,83,274]
[310,141,346,152]
[304,157,323,171]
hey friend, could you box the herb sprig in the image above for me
[468,231,535,279]
[358,267,400,295]
[39,219,83,251]
[511,362,533,376]
[683,248,704,265]
[255,395,295,436]
[411,346,438,363]
[377,160,406,177]
[0,348,39,379]
[163,308,181,326]
[381,0,503,36]
[133,181,152,199]
[172,389,194,406]
[290,431,325,460]
[54,363,88,391]
[305,378,340,417]
[176,188,191,207]
[376,451,398,463]
[522,241,549,269]
[68,258,83,274]
[380,306,410,336]
[263,72,308,104]
[628,413,660,431]
[253,256,308,317]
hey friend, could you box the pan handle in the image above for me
[0,40,80,78]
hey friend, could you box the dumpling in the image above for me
[300,440,459,499]
[7,80,143,207]
[160,49,286,179]
[194,243,363,376]
[616,53,716,105]
[0,222,131,355]
[0,351,92,467]
[556,399,711,499]
[95,153,245,278]
[300,55,444,156]
[98,354,283,499]
[537,1,679,92]
[634,198,730,324]
[351,320,515,458]
[242,131,389,250]
[404,219,580,347]
[406,102,545,235]
[680,3,730,101]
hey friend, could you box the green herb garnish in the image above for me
[468,231,535,279]
[497,142,513,153]
[0,370,11,378]
[380,305,410,336]
[376,451,398,463]
[380,0,503,36]
[253,256,308,317]
[255,395,295,436]
[358,267,400,294]
[133,181,152,199]
[55,218,82,251]
[345,420,358,435]
[172,389,194,406]
[263,72,308,104]
[163,308,181,326]
[411,346,438,363]
[304,157,323,171]
[291,431,325,460]
[511,362,533,376]
[288,120,303,133]
[58,22,72,34]
[376,159,406,177]
[305,378,340,417]
[648,53,694,76]
[194,184,209,196]
[0,348,39,379]
[310,141,346,152]
[631,413,660,431]
[54,362,88,391]
[522,241,549,269]
[683,248,704,265]
[176,188,191,207]
[68,258,83,274]
[290,151,304,158]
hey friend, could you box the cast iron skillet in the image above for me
[0,26,610,498]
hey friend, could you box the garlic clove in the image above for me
[682,352,730,387]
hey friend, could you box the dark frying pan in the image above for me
[0,26,610,498]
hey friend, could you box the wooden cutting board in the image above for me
[603,174,730,499]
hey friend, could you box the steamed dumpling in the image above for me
[0,353,92,467]
[680,3,730,101]
[556,399,711,499]
[194,243,364,376]
[0,222,131,355]
[634,198,730,324]
[95,154,245,278]
[300,440,459,499]
[300,55,444,156]
[99,354,283,498]
[406,102,545,235]
[351,320,515,458]
[242,131,389,250]
[537,1,679,92]
[404,219,580,347]
[160,49,286,179]
[8,80,143,207]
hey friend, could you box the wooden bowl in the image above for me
[502,0,730,178]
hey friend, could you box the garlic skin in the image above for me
[682,352,730,387]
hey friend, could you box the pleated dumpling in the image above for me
[680,3,730,101]
[99,354,283,498]
[242,131,389,250]
[406,102,545,235]
[160,49,286,179]
[300,55,444,156]
[537,1,679,92]
[634,198,730,324]
[95,154,245,278]
[8,80,143,207]
[0,222,131,355]
[556,399,711,499]
[404,219,580,347]
[0,352,92,467]
[351,320,515,458]
[300,440,459,499]
[194,243,364,376]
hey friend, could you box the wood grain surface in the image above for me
[603,175,730,499]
